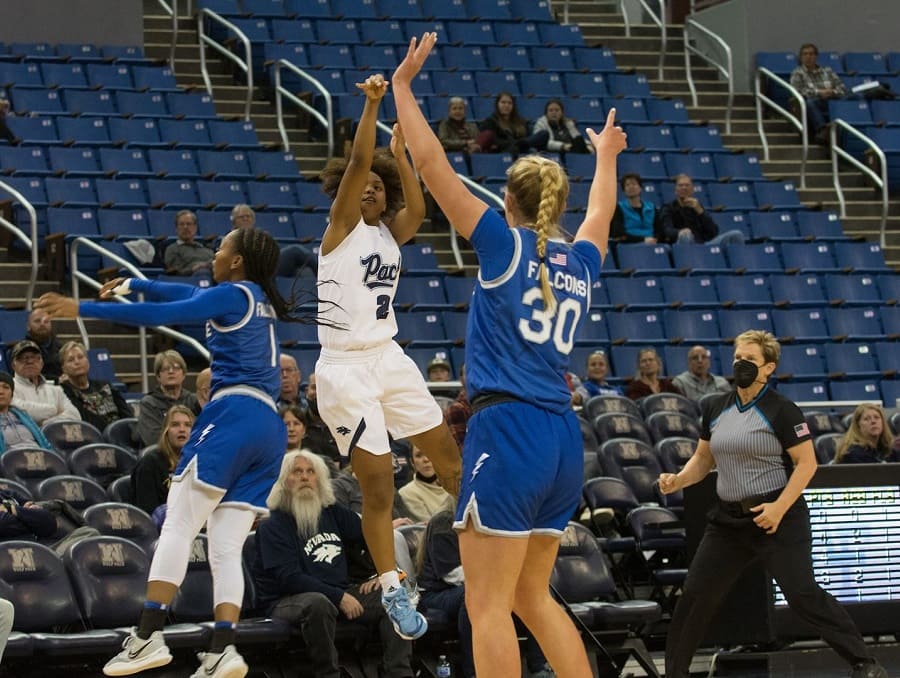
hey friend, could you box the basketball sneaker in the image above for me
[103,629,172,676]
[382,584,428,640]
[190,644,248,678]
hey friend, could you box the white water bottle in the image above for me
[436,654,452,678]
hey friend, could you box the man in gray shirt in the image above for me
[672,345,731,402]
[163,210,214,275]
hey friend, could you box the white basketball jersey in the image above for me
[317,218,401,351]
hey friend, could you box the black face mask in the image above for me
[733,359,760,389]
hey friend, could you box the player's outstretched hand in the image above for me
[356,73,388,101]
[392,33,438,87]
[35,292,79,319]
[390,122,407,159]
[586,108,627,158]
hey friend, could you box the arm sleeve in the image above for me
[54,388,82,423]
[129,278,200,302]
[773,400,812,449]
[468,208,516,281]
[829,69,847,96]
[696,210,719,240]
[0,511,36,539]
[79,283,245,328]
[658,203,678,243]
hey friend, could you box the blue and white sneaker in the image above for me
[382,585,427,640]
[103,629,172,676]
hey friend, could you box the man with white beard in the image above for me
[250,450,414,678]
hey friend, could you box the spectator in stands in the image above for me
[0,371,53,453]
[252,450,414,678]
[672,345,731,402]
[659,174,744,246]
[278,353,307,409]
[130,404,195,520]
[834,403,899,464]
[531,99,590,156]
[231,204,317,278]
[59,340,132,432]
[426,356,452,382]
[303,374,341,468]
[398,445,455,523]
[445,363,471,448]
[163,210,214,276]
[477,92,548,155]
[438,97,481,154]
[418,510,554,678]
[9,340,81,426]
[136,349,200,449]
[281,403,308,452]
[572,350,623,406]
[0,97,17,144]
[20,308,63,382]
[0,488,57,541]
[789,43,847,144]
[610,173,661,244]
[195,367,212,408]
[625,347,683,401]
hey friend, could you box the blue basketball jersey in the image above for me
[465,208,602,413]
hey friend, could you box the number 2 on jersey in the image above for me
[375,294,390,320]
[517,288,581,354]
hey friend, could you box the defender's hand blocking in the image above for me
[586,108,627,157]
[35,292,79,319]
[356,73,388,101]
[392,33,438,87]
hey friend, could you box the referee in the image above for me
[659,329,888,678]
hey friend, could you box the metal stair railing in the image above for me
[155,0,180,70]
[0,181,39,309]
[684,17,733,135]
[621,0,667,81]
[197,7,253,121]
[754,66,809,189]
[273,58,335,159]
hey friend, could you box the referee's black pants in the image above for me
[665,496,873,677]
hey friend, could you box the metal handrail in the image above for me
[829,119,888,250]
[754,66,809,189]
[0,181,39,309]
[69,237,211,393]
[620,0,666,81]
[273,59,335,158]
[197,8,253,121]
[155,0,179,70]
[683,17,733,135]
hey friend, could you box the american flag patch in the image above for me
[549,252,567,266]
[794,422,810,437]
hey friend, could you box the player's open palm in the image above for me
[393,33,437,86]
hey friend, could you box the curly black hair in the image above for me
[319,147,405,221]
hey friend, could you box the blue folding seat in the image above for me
[521,71,566,98]
[40,63,89,89]
[606,310,666,344]
[827,99,872,127]
[197,149,253,180]
[844,52,887,76]
[197,180,247,208]
[833,241,890,272]
[0,146,52,175]
[395,311,446,345]
[713,152,764,181]
[49,147,103,176]
[706,182,757,212]
[393,275,448,309]
[776,381,828,403]
[715,274,771,308]
[443,276,476,309]
[537,23,584,47]
[421,0,467,18]
[769,274,826,309]
[615,243,672,274]
[662,308,720,344]
[488,45,532,72]
[146,209,179,238]
[252,213,293,241]
[469,153,514,181]
[242,0,288,16]
[795,211,846,240]
[564,72,609,100]
[10,89,64,114]
[374,0,422,18]
[209,120,259,149]
[268,18,316,43]
[754,180,803,211]
[63,90,117,116]
[467,0,513,20]
[405,19,451,45]
[132,65,179,91]
[470,71,520,97]
[877,275,900,305]
[102,45,145,61]
[493,21,541,46]
[98,208,150,238]
[86,63,134,90]
[220,17,271,44]
[772,308,829,342]
[829,379,882,403]
[48,206,100,238]
[45,177,97,207]
[780,241,839,273]
[607,73,652,98]
[284,0,331,16]
[747,211,797,241]
[57,42,101,62]
[399,243,440,275]
[295,181,330,211]
[115,90,168,118]
[823,273,881,306]
[883,379,900,409]
[824,342,881,379]
[445,20,495,46]
[576,309,610,345]
[612,97,649,124]
[56,116,111,147]
[5,116,59,145]
[99,148,153,178]
[508,0,553,21]
[0,62,43,88]
[146,179,200,209]
[660,275,718,308]
[870,100,900,126]
[0,176,48,206]
[567,46,613,72]
[158,119,213,148]
[96,178,149,208]
[645,98,690,124]
[165,92,217,118]
[671,242,729,274]
[247,180,299,209]
[626,124,677,152]
[663,151,716,182]
[755,51,797,78]
[604,277,666,310]
[826,307,883,340]
[439,45,487,72]
[717,307,774,342]
[350,44,398,71]
[564,97,606,127]
[674,125,725,152]
[293,212,325,241]
[431,71,479,98]
[531,47,577,72]
[775,344,825,381]
[149,149,200,178]
[307,44,355,70]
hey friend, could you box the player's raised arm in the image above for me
[384,123,426,245]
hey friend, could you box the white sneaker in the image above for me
[103,629,172,676]
[190,644,249,678]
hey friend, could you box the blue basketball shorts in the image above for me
[453,400,583,536]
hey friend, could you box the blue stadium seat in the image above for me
[607,73,652,98]
[56,116,111,147]
[754,180,803,210]
[114,90,168,118]
[49,147,103,176]
[308,43,355,69]
[158,119,214,148]
[448,20,497,45]
[588,278,610,309]
[825,307,884,340]
[747,211,798,241]
[197,149,253,179]
[0,146,51,175]
[878,275,900,305]
[776,344,825,381]
[262,41,310,70]
[572,46,617,72]
[99,148,153,178]
[881,377,900,408]
[612,98,649,124]
[576,309,610,345]
[829,379,882,403]
[768,273,826,307]
[823,273,882,306]
[617,151,668,181]
[393,276,448,310]
[714,274,771,308]
[827,99,873,126]
[0,62,44,87]
[626,124,677,152]
[295,182,329,212]
[493,21,541,46]
[755,51,797,77]
[148,149,200,178]
[246,180,299,210]
[405,19,451,46]
[440,311,468,343]
[713,152,765,181]
[247,150,300,180]
[795,211,847,240]
[63,90,117,116]
[431,70,479,97]
[645,98,690,124]
[870,100,900,126]
[664,152,717,182]
[780,241,839,273]
[444,276,476,308]
[717,307,774,342]
[10,88,64,114]
[131,64,179,91]
[824,342,881,379]
[441,45,489,71]
[605,310,665,344]
[604,277,666,310]
[102,45,145,61]
[537,22,584,47]
[662,308,720,344]
[520,72,565,98]
[843,52,887,76]
[197,180,247,208]
[671,243,729,274]
[400,243,441,274]
[833,241,890,272]
[45,177,97,206]
[40,62,88,88]
[508,0,553,21]
[98,208,150,237]
[395,311,446,345]
[5,117,59,145]
[771,308,830,342]
[422,0,467,19]
[673,125,725,152]
[352,44,399,71]
[469,153,514,181]
[48,206,100,238]
[0,176,48,206]
[531,46,577,72]
[615,243,672,274]
[564,72,610,101]
[465,0,510,20]
[375,0,423,18]
[775,381,828,403]
[209,120,260,148]
[86,63,134,89]
[166,92,217,118]
[706,182,757,211]
[243,0,290,16]
[660,275,717,308]
[146,178,201,208]
[255,212,295,240]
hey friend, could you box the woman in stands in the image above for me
[437,96,481,154]
[834,403,899,464]
[36,226,319,678]
[393,33,626,678]
[315,73,461,641]
[130,404,194,520]
[659,329,888,678]
[624,347,683,400]
[477,91,548,155]
[571,349,622,406]
[59,340,133,433]
[531,99,590,155]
